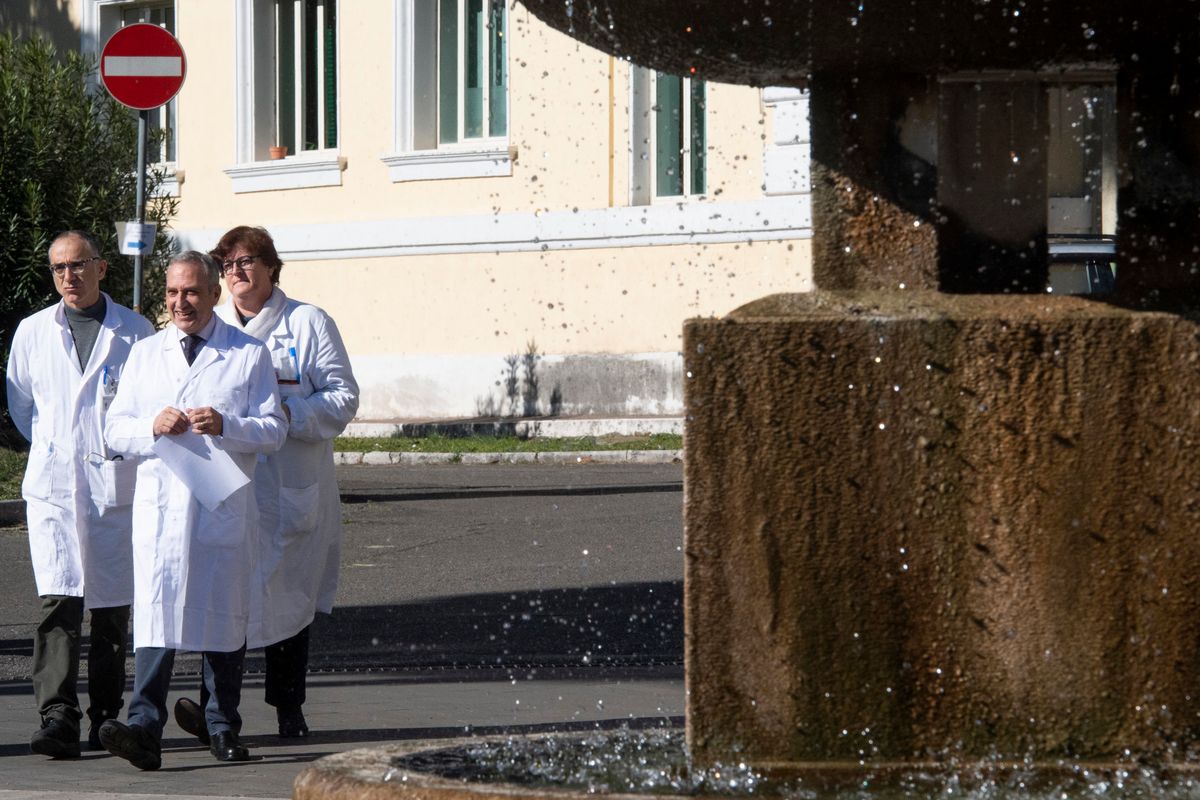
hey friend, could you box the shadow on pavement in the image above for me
[304,581,684,672]
[0,581,684,679]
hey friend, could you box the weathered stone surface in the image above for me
[683,291,1200,764]
[294,739,673,800]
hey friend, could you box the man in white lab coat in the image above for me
[6,230,154,759]
[99,251,286,770]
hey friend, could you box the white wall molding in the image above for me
[175,194,812,258]
[381,146,514,182]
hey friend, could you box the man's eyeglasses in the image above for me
[48,257,100,277]
[220,255,260,275]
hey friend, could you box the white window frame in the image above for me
[382,0,513,183]
[226,0,344,193]
[630,66,707,205]
[81,0,181,197]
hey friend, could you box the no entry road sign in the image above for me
[100,23,186,110]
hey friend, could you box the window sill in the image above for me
[223,154,345,194]
[381,146,515,183]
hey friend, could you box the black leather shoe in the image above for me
[87,713,118,752]
[173,697,210,746]
[98,720,161,771]
[277,706,309,738]
[209,730,250,762]
[30,717,81,759]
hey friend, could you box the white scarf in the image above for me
[231,286,288,343]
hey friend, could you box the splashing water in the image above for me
[387,729,1200,798]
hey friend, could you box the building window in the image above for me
[632,67,706,203]
[935,71,1117,293]
[227,0,343,191]
[275,0,338,154]
[383,0,511,182]
[419,0,507,148]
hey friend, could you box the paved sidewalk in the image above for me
[0,668,684,800]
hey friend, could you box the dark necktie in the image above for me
[182,334,202,365]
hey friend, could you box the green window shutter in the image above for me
[655,73,683,197]
[464,0,484,138]
[323,0,337,148]
[438,0,459,144]
[690,79,705,195]
[277,0,297,153]
[488,0,506,137]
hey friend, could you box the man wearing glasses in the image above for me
[6,230,154,758]
[100,251,287,769]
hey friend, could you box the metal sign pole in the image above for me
[133,109,147,314]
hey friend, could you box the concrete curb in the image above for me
[344,416,683,439]
[334,449,683,466]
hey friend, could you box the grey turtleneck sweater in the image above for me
[63,296,107,370]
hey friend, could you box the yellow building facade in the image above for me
[23,0,813,422]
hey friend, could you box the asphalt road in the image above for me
[0,462,685,680]
[0,462,686,799]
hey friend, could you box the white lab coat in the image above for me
[6,294,154,608]
[217,288,359,648]
[103,316,287,652]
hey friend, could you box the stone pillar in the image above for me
[684,291,1200,765]
[809,72,940,292]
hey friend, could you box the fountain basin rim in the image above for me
[294,733,1200,800]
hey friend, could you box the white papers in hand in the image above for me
[151,431,250,512]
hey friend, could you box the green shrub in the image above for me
[0,34,177,442]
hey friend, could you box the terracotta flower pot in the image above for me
[269,145,288,160]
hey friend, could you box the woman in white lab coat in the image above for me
[208,225,359,737]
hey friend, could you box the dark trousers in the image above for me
[32,596,129,731]
[128,645,246,741]
[265,625,310,709]
[200,624,310,713]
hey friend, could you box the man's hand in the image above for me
[186,406,224,437]
[153,407,190,436]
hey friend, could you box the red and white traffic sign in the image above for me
[100,23,186,110]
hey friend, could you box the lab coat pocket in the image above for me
[205,389,245,419]
[100,458,138,507]
[278,483,320,538]
[22,442,67,505]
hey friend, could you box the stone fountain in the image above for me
[296,2,1200,797]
